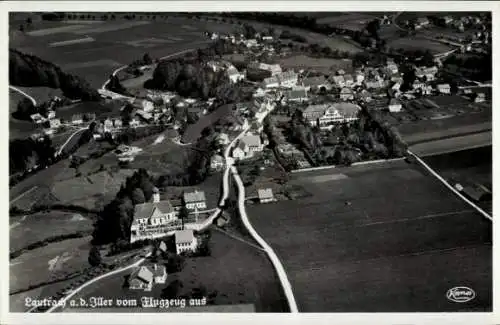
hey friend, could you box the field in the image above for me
[246,160,492,312]
[387,37,452,54]
[317,13,378,32]
[10,16,227,89]
[61,231,287,312]
[409,131,491,157]
[181,104,232,144]
[10,211,94,253]
[278,55,353,74]
[10,236,92,294]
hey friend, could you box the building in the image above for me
[130,199,181,243]
[258,188,276,203]
[128,266,154,291]
[152,264,168,284]
[71,114,83,125]
[47,110,56,120]
[331,75,345,88]
[104,118,114,132]
[159,241,168,254]
[175,229,198,255]
[238,134,264,157]
[249,62,282,76]
[415,17,430,29]
[388,99,402,112]
[358,89,373,103]
[226,67,245,84]
[49,118,61,129]
[245,39,259,48]
[217,132,230,146]
[343,74,354,88]
[263,71,298,88]
[302,75,330,91]
[364,79,385,89]
[140,100,154,113]
[302,103,361,128]
[474,92,486,103]
[339,87,354,101]
[285,87,308,102]
[210,154,225,171]
[443,15,454,25]
[354,70,365,85]
[386,61,399,75]
[412,80,425,90]
[437,83,451,94]
[183,190,207,211]
[337,69,346,75]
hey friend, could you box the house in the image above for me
[104,118,114,132]
[354,71,365,85]
[388,99,402,112]
[391,74,403,84]
[71,114,83,125]
[258,188,276,203]
[263,71,298,88]
[234,134,264,159]
[364,79,385,90]
[474,92,486,103]
[249,62,282,76]
[128,266,154,291]
[386,61,399,75]
[302,76,330,91]
[415,17,430,29]
[302,103,361,128]
[159,241,168,254]
[232,146,246,160]
[443,15,454,25]
[358,89,373,103]
[130,117,141,127]
[175,229,198,255]
[210,154,225,171]
[47,110,56,120]
[262,35,273,42]
[343,74,354,87]
[436,83,451,94]
[285,87,308,102]
[412,80,425,90]
[141,100,154,113]
[226,67,245,84]
[49,118,61,129]
[339,88,354,101]
[217,132,230,146]
[337,69,346,75]
[183,190,207,210]
[130,199,181,243]
[114,118,123,128]
[245,39,259,48]
[152,264,168,284]
[331,75,345,88]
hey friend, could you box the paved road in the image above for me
[9,86,37,106]
[56,127,88,156]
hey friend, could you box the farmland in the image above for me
[246,160,492,312]
[60,231,288,312]
[277,55,353,75]
[387,37,452,55]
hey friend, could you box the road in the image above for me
[407,150,492,222]
[9,85,37,106]
[46,252,152,313]
[56,127,88,156]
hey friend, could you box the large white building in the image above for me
[232,134,264,160]
[248,62,282,76]
[183,190,207,211]
[175,229,198,255]
[302,103,361,128]
[262,71,298,88]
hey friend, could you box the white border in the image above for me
[1,1,498,325]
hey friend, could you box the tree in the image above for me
[161,280,183,299]
[131,188,146,204]
[167,254,185,273]
[88,246,102,266]
[143,53,153,65]
[179,205,189,226]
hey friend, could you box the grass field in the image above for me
[409,131,492,157]
[10,211,93,253]
[246,160,492,312]
[61,231,287,312]
[10,236,92,294]
[387,37,452,54]
[278,55,353,74]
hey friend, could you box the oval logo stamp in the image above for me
[446,287,476,303]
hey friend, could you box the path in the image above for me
[46,252,152,313]
[56,127,88,156]
[213,227,265,252]
[9,85,37,106]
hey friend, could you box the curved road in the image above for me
[9,85,37,106]
[231,166,299,312]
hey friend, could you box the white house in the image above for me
[47,110,56,120]
[226,67,245,84]
[364,79,385,90]
[141,100,154,113]
[302,103,361,128]
[217,132,230,146]
[474,92,486,103]
[258,188,276,204]
[233,134,264,159]
[249,62,282,76]
[175,229,198,255]
[151,264,168,284]
[388,99,402,112]
[354,71,365,85]
[183,190,207,210]
[386,61,399,75]
[415,17,430,29]
[263,71,298,88]
[343,74,354,88]
[130,198,181,243]
[245,39,259,48]
[49,118,61,129]
[437,83,451,94]
[331,75,345,88]
[71,114,83,125]
[128,266,154,291]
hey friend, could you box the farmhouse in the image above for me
[388,99,403,112]
[183,190,207,211]
[437,83,451,94]
[71,114,83,125]
[130,198,181,243]
[49,118,61,129]
[226,67,245,84]
[258,188,276,204]
[152,264,168,284]
[128,266,154,291]
[302,103,361,128]
[175,229,198,255]
[233,134,264,159]
[415,17,430,29]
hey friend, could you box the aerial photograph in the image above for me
[8,10,492,313]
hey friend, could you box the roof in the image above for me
[286,88,308,99]
[175,229,195,244]
[437,83,451,88]
[134,201,174,221]
[130,266,153,284]
[340,87,353,94]
[333,102,361,116]
[211,154,224,163]
[159,241,167,252]
[302,76,326,87]
[303,104,330,119]
[258,188,274,200]
[150,264,166,277]
[332,75,345,83]
[344,74,353,81]
[241,134,261,147]
[389,99,401,106]
[183,190,206,203]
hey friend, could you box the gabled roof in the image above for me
[302,76,326,87]
[241,134,261,147]
[389,98,401,106]
[340,87,353,94]
[175,229,195,244]
[134,200,174,221]
[183,190,206,203]
[258,188,274,200]
[130,266,153,284]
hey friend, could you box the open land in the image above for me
[246,159,492,312]
[387,37,452,54]
[277,55,353,75]
[60,231,287,312]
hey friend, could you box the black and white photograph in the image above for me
[2,1,495,323]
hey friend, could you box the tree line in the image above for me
[10,49,100,101]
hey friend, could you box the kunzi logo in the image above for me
[446,287,476,303]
